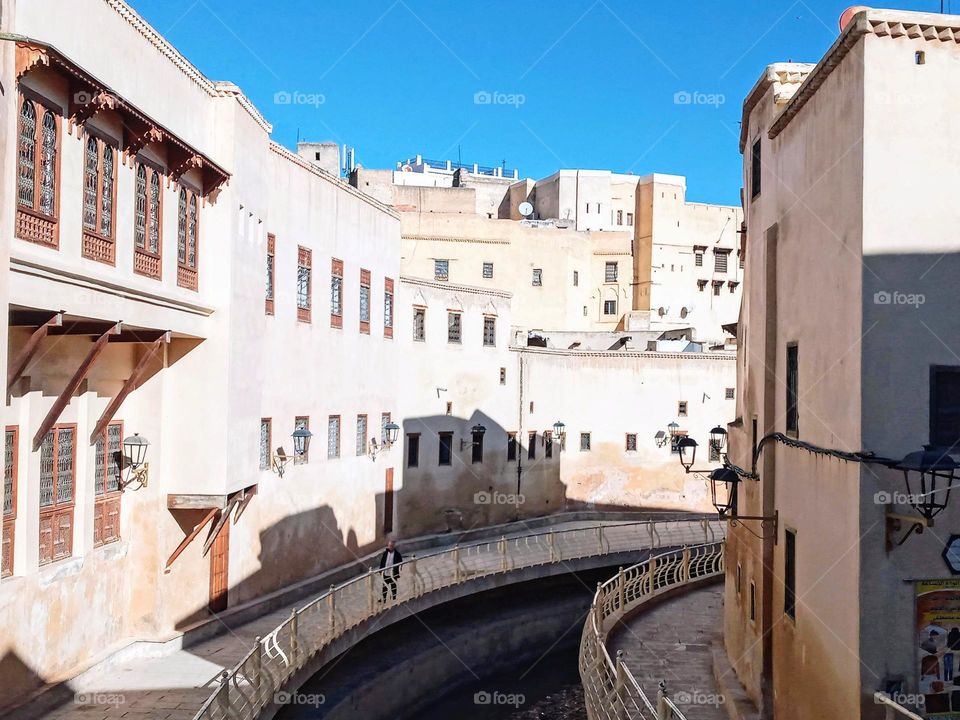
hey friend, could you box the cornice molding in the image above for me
[399,275,513,299]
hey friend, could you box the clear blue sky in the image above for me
[129,0,945,205]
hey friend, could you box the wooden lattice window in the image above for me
[384,278,394,338]
[133,162,163,278]
[177,187,199,290]
[359,269,371,334]
[483,316,496,347]
[39,425,75,565]
[327,416,340,460]
[356,415,368,456]
[80,134,117,265]
[331,258,343,328]
[94,422,122,547]
[2,427,18,578]
[265,234,275,315]
[16,95,60,248]
[297,246,312,323]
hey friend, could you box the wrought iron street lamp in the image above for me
[677,437,698,471]
[370,421,401,461]
[118,433,150,490]
[460,424,487,451]
[710,426,728,454]
[709,467,739,517]
[292,426,313,457]
[897,446,958,522]
[667,421,680,437]
[553,420,566,450]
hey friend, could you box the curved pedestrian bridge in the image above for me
[579,543,725,720]
[28,513,722,720]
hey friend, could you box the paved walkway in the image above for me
[607,585,726,720]
[28,517,715,720]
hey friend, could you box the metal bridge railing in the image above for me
[579,541,726,720]
[193,517,724,720]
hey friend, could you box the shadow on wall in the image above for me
[396,411,568,537]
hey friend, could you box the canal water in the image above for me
[277,568,616,720]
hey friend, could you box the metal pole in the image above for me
[328,584,336,634]
[289,609,300,665]
[453,545,461,584]
[500,536,507,571]
[252,637,263,708]
[618,567,626,610]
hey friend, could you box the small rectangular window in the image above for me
[507,433,517,461]
[603,300,617,316]
[483,316,496,347]
[695,251,703,267]
[714,251,729,274]
[605,262,618,283]
[726,387,735,400]
[407,434,420,468]
[384,277,394,338]
[751,139,762,199]
[438,432,453,466]
[259,418,271,470]
[356,414,368,456]
[678,401,688,417]
[713,280,723,296]
[750,581,756,622]
[785,529,796,619]
[435,259,449,281]
[616,210,623,225]
[471,429,484,464]
[532,268,542,286]
[38,425,76,565]
[930,367,960,447]
[580,432,591,452]
[583,306,588,316]
[573,271,579,287]
[295,416,310,464]
[482,262,494,279]
[359,268,371,333]
[331,258,343,328]
[381,413,391,443]
[265,234,275,315]
[446,401,453,415]
[326,416,339,460]
[297,246,312,323]
[545,431,554,459]
[500,367,506,385]
[626,212,634,226]
[528,432,537,460]
[786,344,799,435]
[414,307,426,341]
[625,433,637,452]
[93,422,122,547]
[447,312,462,343]
[736,563,742,596]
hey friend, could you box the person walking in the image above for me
[378,539,403,602]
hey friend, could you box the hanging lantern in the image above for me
[897,446,959,522]
[710,425,728,453]
[677,437,698,471]
[709,467,740,517]
[292,427,313,457]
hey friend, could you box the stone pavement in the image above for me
[607,585,727,720]
[25,515,711,720]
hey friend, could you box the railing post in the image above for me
[618,566,626,611]
[596,524,604,554]
[682,546,691,583]
[215,670,230,717]
[409,554,418,597]
[252,636,263,707]
[647,555,657,594]
[702,518,710,542]
[500,536,507,572]
[328,584,336,634]
[614,650,626,713]
[594,582,603,629]
[367,570,375,614]
[289,608,300,665]
[657,680,669,720]
[453,545,461,584]
[549,530,556,562]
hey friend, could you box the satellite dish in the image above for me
[401,164,413,172]
[518,201,534,217]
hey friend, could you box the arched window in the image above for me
[16,97,61,247]
[134,164,147,249]
[80,133,117,263]
[133,162,163,279]
[176,186,199,291]
[17,101,36,207]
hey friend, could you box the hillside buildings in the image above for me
[0,0,738,711]
[725,7,960,719]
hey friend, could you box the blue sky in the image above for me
[129,0,945,205]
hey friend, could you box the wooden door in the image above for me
[208,514,230,613]
[383,468,394,535]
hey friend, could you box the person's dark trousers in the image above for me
[382,575,397,601]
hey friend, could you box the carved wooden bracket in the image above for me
[15,43,50,79]
[124,126,164,162]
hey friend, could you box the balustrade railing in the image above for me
[193,516,723,720]
[579,541,726,720]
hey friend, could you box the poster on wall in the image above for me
[917,580,960,717]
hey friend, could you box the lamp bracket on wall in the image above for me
[885,506,930,553]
